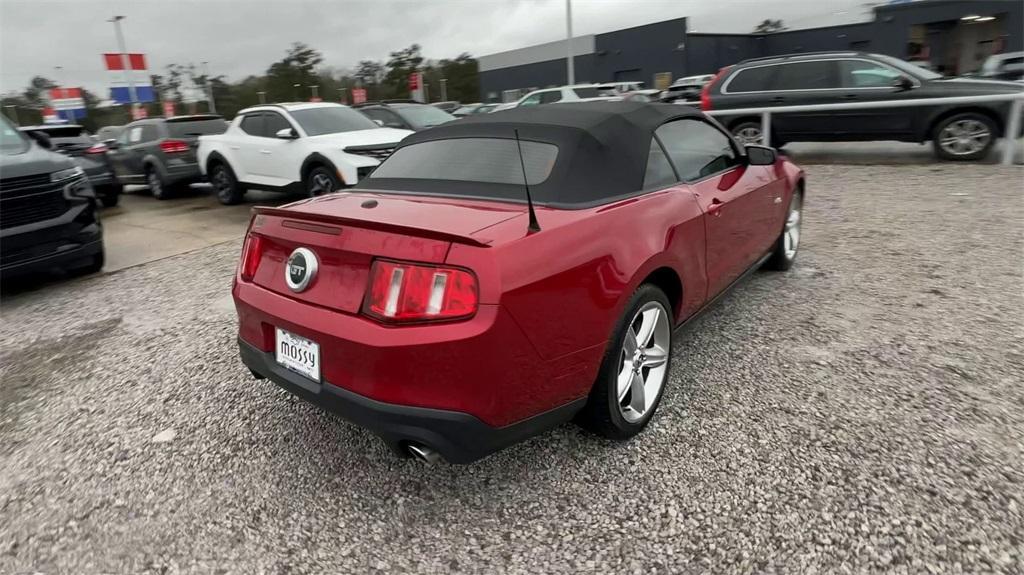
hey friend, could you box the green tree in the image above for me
[382,44,423,99]
[23,76,58,108]
[266,42,324,102]
[753,19,786,34]
[437,53,479,103]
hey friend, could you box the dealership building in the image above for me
[478,0,1023,102]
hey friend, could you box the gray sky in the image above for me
[0,0,872,96]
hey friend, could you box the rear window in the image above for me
[33,126,87,138]
[725,66,777,93]
[167,118,228,137]
[572,87,599,98]
[369,138,557,186]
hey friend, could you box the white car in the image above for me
[197,102,413,204]
[491,84,620,111]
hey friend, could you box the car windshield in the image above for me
[873,54,942,79]
[398,105,456,129]
[167,118,229,137]
[0,115,29,155]
[290,106,379,135]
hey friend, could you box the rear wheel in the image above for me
[306,165,340,197]
[99,184,121,207]
[210,162,245,205]
[932,112,997,161]
[146,166,170,200]
[578,284,673,439]
[765,187,803,271]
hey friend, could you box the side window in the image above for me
[725,66,777,93]
[264,112,293,136]
[120,126,139,144]
[772,60,839,90]
[840,60,900,88]
[239,113,265,137]
[539,91,562,104]
[655,119,739,182]
[518,93,542,107]
[362,108,404,128]
[643,138,677,189]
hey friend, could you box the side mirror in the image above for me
[372,119,384,127]
[275,127,298,140]
[28,130,52,149]
[891,75,914,91]
[745,144,777,166]
[103,138,119,149]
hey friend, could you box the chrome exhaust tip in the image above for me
[407,443,441,464]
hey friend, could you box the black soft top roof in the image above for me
[358,101,704,207]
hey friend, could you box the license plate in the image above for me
[275,328,320,382]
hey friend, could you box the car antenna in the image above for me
[513,129,541,233]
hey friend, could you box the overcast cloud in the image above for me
[0,0,871,96]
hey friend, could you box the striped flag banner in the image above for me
[103,53,155,103]
[49,87,86,121]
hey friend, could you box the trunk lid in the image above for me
[248,192,524,313]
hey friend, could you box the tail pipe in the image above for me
[407,443,441,465]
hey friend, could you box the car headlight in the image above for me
[51,166,85,182]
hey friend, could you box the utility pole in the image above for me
[293,83,300,101]
[257,91,267,104]
[201,61,217,114]
[310,85,320,101]
[440,78,448,101]
[565,0,575,85]
[108,16,139,115]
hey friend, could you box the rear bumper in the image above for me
[163,160,204,185]
[238,339,584,463]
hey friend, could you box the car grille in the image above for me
[344,144,397,162]
[0,175,70,229]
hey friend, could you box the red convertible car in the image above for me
[234,102,804,463]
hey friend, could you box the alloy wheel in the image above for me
[309,171,335,196]
[616,301,671,423]
[783,192,802,260]
[734,126,763,145]
[213,168,232,200]
[147,171,162,196]
[938,119,991,157]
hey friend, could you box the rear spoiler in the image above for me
[251,205,492,248]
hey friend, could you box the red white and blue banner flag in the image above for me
[103,53,155,103]
[48,87,86,121]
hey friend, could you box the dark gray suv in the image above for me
[106,115,227,199]
[702,51,1024,161]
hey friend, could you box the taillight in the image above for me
[85,143,108,154]
[701,66,730,112]
[363,260,478,323]
[159,139,189,153]
[240,233,264,281]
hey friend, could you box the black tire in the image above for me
[305,165,341,197]
[765,187,803,271]
[210,162,245,205]
[931,112,998,161]
[578,284,673,440]
[146,166,170,200]
[99,183,121,207]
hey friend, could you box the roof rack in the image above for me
[739,50,861,64]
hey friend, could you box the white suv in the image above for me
[197,102,413,204]
[492,84,620,111]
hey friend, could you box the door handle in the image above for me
[707,198,724,217]
[771,96,785,104]
[842,94,858,100]
[260,150,271,154]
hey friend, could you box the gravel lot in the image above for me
[1,164,1022,574]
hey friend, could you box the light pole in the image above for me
[108,16,139,114]
[293,83,301,101]
[310,84,320,101]
[257,91,267,104]
[440,78,448,101]
[201,61,217,114]
[565,0,575,85]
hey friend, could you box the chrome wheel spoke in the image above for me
[635,308,660,348]
[623,328,638,357]
[616,362,634,402]
[642,346,667,369]
[628,370,646,414]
